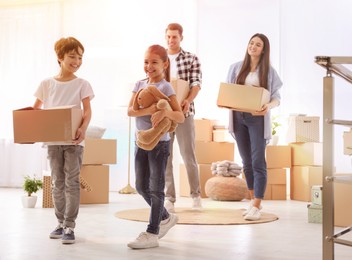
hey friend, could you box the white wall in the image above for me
[1,0,352,189]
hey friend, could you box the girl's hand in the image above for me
[151,110,166,127]
[146,103,158,115]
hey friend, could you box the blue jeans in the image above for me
[233,112,267,199]
[47,145,83,228]
[134,141,170,235]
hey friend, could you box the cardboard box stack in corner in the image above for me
[179,119,235,198]
[287,115,322,202]
[265,145,291,200]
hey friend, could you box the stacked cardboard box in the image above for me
[179,119,235,198]
[265,146,291,200]
[287,115,322,202]
[334,174,352,227]
[42,138,117,207]
[80,138,117,204]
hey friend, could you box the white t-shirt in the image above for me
[34,77,95,145]
[35,77,94,108]
[168,53,179,79]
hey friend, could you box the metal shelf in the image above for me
[315,56,352,260]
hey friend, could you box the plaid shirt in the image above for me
[175,48,202,117]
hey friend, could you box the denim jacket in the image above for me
[226,61,283,140]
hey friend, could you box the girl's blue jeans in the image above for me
[134,141,170,235]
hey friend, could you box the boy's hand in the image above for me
[73,127,86,145]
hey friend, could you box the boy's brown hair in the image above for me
[54,37,84,65]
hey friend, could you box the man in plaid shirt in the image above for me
[164,23,202,213]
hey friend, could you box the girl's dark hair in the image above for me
[54,37,84,65]
[146,45,170,82]
[236,33,270,89]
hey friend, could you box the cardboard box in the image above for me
[343,129,352,155]
[290,142,322,166]
[83,139,117,165]
[179,163,213,198]
[217,82,270,113]
[13,106,82,143]
[334,174,352,227]
[286,115,320,143]
[213,129,233,143]
[80,165,109,204]
[194,119,218,142]
[307,203,322,224]
[290,166,322,201]
[266,145,292,168]
[264,169,287,200]
[311,185,322,205]
[195,141,234,164]
[171,79,189,105]
[267,168,287,185]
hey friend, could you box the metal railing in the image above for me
[315,56,352,260]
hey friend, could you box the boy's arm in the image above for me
[33,98,43,109]
[73,96,92,144]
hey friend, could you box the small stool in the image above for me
[205,176,248,201]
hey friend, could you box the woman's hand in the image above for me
[252,104,269,116]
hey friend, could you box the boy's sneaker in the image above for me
[158,213,178,239]
[244,206,261,221]
[242,200,262,216]
[127,232,159,249]
[62,227,75,244]
[49,224,64,239]
[164,200,175,213]
[192,196,202,210]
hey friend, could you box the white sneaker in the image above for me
[158,213,178,239]
[192,196,202,210]
[242,200,262,216]
[164,200,175,213]
[244,206,261,221]
[127,232,159,249]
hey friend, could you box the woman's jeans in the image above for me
[134,141,170,235]
[47,145,83,229]
[233,112,267,199]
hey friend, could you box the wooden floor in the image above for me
[1,188,351,260]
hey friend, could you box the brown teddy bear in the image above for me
[132,85,177,151]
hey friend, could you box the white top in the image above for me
[245,71,260,87]
[34,77,95,145]
[168,53,179,79]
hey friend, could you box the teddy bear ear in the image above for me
[133,89,143,110]
[147,85,170,101]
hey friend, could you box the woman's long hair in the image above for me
[236,33,270,89]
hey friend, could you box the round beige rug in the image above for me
[115,207,278,225]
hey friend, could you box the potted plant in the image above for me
[22,175,43,208]
[271,115,281,145]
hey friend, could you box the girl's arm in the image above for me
[151,95,184,127]
[127,92,158,117]
[73,96,92,144]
